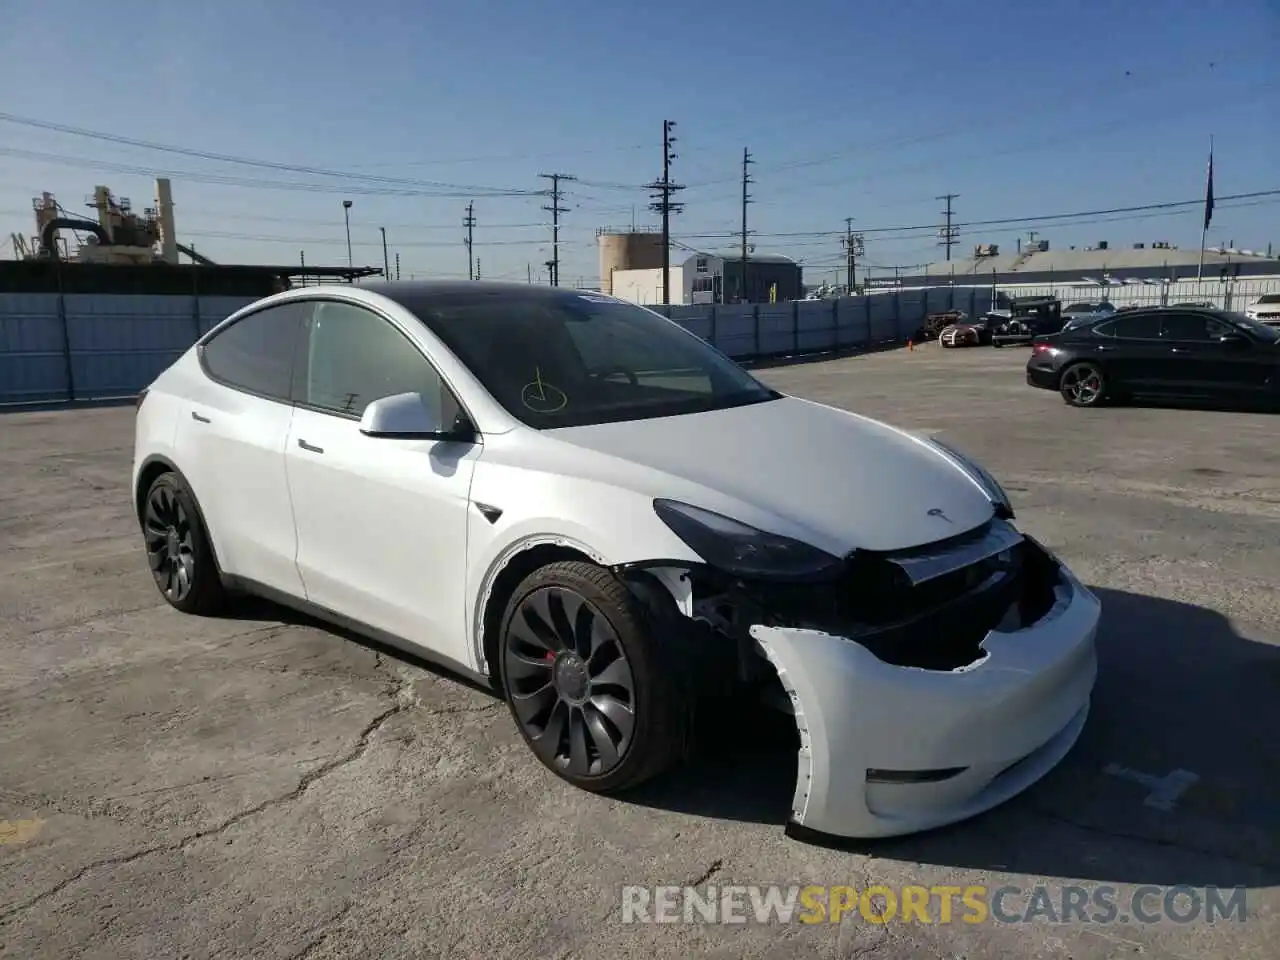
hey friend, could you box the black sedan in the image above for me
[1025,306,1280,408]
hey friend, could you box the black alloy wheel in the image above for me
[498,561,685,792]
[505,585,636,777]
[144,482,196,603]
[141,473,226,614]
[1060,361,1106,407]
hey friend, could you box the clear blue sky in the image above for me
[1,0,1277,286]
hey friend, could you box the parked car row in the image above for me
[938,292,1280,354]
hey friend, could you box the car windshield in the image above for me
[405,292,780,428]
[1225,312,1280,341]
[1256,294,1280,304]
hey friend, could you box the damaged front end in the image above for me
[618,517,1100,841]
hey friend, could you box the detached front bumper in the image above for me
[751,553,1099,841]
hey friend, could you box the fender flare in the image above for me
[470,533,610,672]
[135,454,227,578]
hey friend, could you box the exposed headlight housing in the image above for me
[653,499,843,581]
[925,437,1015,520]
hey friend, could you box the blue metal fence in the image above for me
[0,287,990,405]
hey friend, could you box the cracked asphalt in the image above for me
[2,344,1278,959]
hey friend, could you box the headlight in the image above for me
[652,499,843,581]
[924,437,1015,519]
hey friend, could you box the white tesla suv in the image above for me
[132,281,1100,841]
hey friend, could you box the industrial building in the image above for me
[598,228,803,305]
[4,179,378,295]
[868,238,1280,288]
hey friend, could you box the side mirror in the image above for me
[360,391,446,438]
[1218,333,1250,348]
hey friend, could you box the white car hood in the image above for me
[546,396,995,553]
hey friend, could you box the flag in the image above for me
[1203,149,1215,232]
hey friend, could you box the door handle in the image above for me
[297,439,325,454]
[191,411,211,423]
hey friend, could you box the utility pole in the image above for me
[394,252,400,281]
[379,227,390,279]
[841,217,864,293]
[937,193,959,261]
[645,121,686,305]
[740,147,754,303]
[527,263,532,284]
[475,258,481,280]
[540,173,575,286]
[463,201,476,280]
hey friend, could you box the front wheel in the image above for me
[1059,361,1107,407]
[498,561,687,793]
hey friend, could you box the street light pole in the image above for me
[342,200,353,269]
[379,226,390,279]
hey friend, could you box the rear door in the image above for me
[177,301,309,594]
[1088,313,1165,392]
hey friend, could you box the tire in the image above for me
[497,560,688,794]
[141,472,227,615]
[1059,361,1107,407]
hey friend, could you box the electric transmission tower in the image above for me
[644,120,685,305]
[937,193,959,261]
[539,173,575,286]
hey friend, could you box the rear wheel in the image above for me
[1059,361,1107,407]
[141,472,227,615]
[498,561,687,793]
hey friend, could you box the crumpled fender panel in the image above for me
[750,565,1100,841]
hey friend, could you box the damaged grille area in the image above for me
[707,520,1062,672]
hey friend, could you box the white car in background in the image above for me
[132,281,1100,841]
[1244,292,1280,326]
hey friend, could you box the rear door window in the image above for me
[1095,314,1161,339]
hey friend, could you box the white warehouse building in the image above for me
[598,228,803,305]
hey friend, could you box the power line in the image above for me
[937,193,959,261]
[674,189,1280,241]
[540,173,575,286]
[644,120,685,305]
[678,61,1254,191]
[0,146,535,199]
[0,112,539,195]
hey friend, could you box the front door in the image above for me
[283,299,481,667]
[1159,312,1272,397]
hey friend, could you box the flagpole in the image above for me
[1198,134,1213,282]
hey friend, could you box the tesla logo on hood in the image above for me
[927,507,953,523]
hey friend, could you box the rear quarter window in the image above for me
[200,302,308,401]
